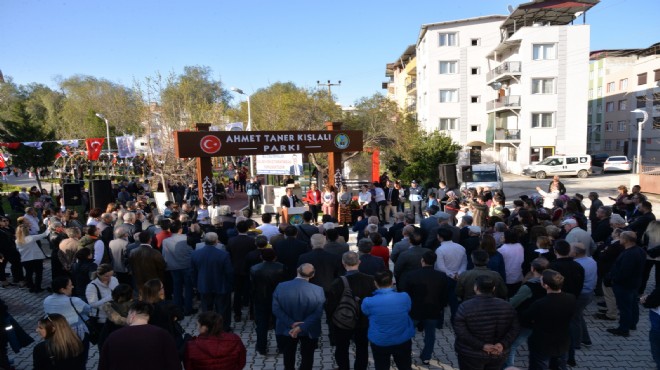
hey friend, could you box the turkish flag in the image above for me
[0,154,5,169]
[85,138,105,160]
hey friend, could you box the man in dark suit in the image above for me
[357,239,386,276]
[327,251,376,370]
[549,240,585,298]
[280,187,301,208]
[298,234,343,346]
[273,225,311,280]
[273,263,326,370]
[398,251,448,365]
[393,213,421,247]
[387,212,405,246]
[297,211,320,245]
[420,206,441,249]
[323,228,349,256]
[289,153,304,176]
[250,248,286,355]
[226,220,256,322]
[383,180,399,224]
[393,233,430,283]
[191,232,234,331]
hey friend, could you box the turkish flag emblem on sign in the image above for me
[85,138,105,160]
[199,135,221,154]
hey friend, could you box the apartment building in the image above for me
[415,15,506,164]
[589,44,660,163]
[484,0,596,174]
[384,45,417,118]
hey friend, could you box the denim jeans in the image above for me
[170,268,193,313]
[446,277,458,322]
[649,311,660,370]
[414,319,439,361]
[613,285,639,332]
[506,327,532,367]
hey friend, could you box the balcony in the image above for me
[406,102,417,113]
[406,78,417,93]
[486,61,522,83]
[494,129,521,142]
[487,95,521,112]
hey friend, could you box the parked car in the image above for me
[591,153,610,168]
[522,154,592,179]
[603,156,632,172]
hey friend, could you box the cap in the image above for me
[411,180,417,184]
[468,225,481,234]
[561,218,577,226]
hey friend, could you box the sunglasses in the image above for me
[43,314,53,323]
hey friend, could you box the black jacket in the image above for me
[250,261,286,304]
[549,257,585,298]
[393,246,431,283]
[274,237,311,280]
[591,217,613,244]
[326,271,375,329]
[358,254,386,276]
[398,266,447,320]
[522,292,576,356]
[226,234,256,276]
[608,245,647,290]
[387,222,405,246]
[297,249,343,292]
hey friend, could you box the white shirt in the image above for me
[86,277,119,323]
[498,243,525,284]
[434,241,467,278]
[358,191,371,206]
[257,223,280,241]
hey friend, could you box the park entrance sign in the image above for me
[174,122,362,204]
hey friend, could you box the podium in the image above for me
[282,206,307,225]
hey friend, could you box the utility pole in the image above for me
[317,80,341,97]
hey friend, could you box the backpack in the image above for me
[332,276,360,330]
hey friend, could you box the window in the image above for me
[654,93,660,107]
[639,73,648,85]
[604,140,612,150]
[599,69,605,77]
[470,124,480,132]
[618,120,626,132]
[471,96,480,103]
[588,89,593,99]
[620,78,628,90]
[597,102,603,112]
[530,147,555,162]
[439,32,457,46]
[590,70,594,80]
[597,86,602,97]
[532,78,555,94]
[508,147,517,161]
[439,61,458,74]
[606,102,615,112]
[439,118,458,130]
[439,89,458,103]
[637,96,647,108]
[531,112,554,128]
[533,44,556,60]
[655,69,660,82]
[616,140,625,150]
[471,67,480,75]
[618,100,628,110]
[605,122,613,131]
[471,38,480,46]
[607,82,615,93]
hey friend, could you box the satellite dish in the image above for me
[507,5,514,13]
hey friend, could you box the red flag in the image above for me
[85,138,105,160]
[0,154,5,169]
[0,143,20,149]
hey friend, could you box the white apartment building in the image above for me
[416,15,506,164]
[485,0,596,174]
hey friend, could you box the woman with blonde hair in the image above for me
[16,224,50,293]
[58,227,81,275]
[32,313,85,369]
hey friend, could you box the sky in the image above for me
[1,0,658,107]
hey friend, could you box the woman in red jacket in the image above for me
[305,183,322,224]
[184,311,246,370]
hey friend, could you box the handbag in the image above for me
[70,297,100,345]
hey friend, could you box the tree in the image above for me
[0,99,59,190]
[396,131,462,185]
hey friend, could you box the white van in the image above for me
[522,155,592,179]
[460,163,504,192]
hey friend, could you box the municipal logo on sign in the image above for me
[200,135,221,154]
[334,133,350,150]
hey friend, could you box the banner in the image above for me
[23,142,43,149]
[255,153,303,175]
[116,135,136,158]
[85,138,105,160]
[56,140,79,148]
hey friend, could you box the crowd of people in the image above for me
[0,173,658,370]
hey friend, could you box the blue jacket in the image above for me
[272,278,325,339]
[361,288,415,346]
[191,245,233,294]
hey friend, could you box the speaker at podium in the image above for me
[282,206,307,225]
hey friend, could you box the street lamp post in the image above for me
[230,87,254,177]
[95,113,112,177]
[631,108,649,174]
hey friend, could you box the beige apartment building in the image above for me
[589,44,660,164]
